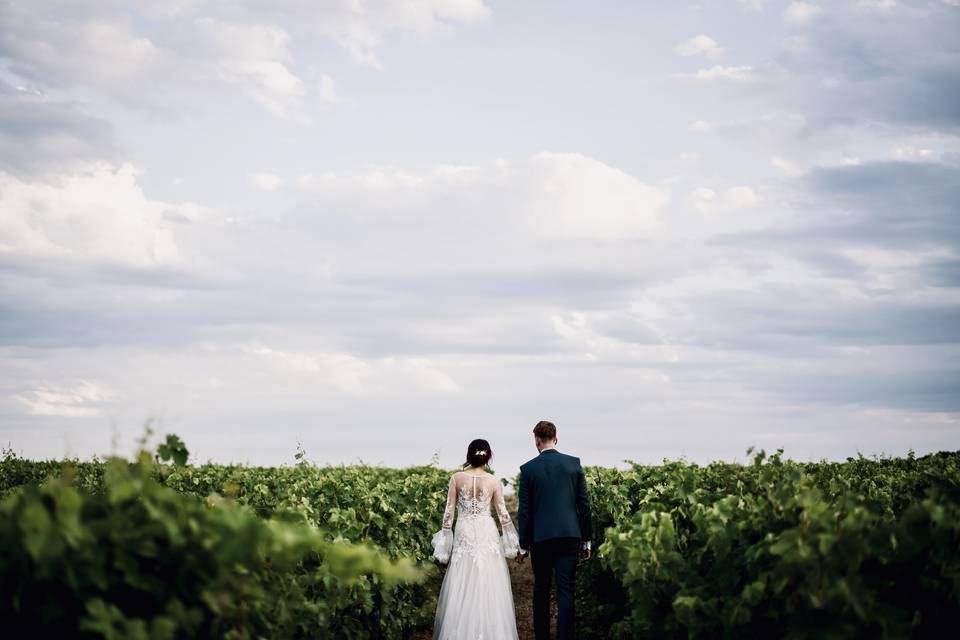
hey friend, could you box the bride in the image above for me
[431,438,520,639]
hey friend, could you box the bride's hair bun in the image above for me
[464,438,493,469]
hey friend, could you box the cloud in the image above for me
[7,149,951,420]
[0,79,120,178]
[14,379,116,417]
[523,152,669,239]
[705,161,960,289]
[222,344,460,395]
[0,3,176,117]
[771,155,805,176]
[689,185,760,215]
[675,34,725,59]
[0,1,957,468]
[688,111,809,141]
[855,0,898,14]
[783,2,823,26]
[801,160,960,246]
[295,151,670,243]
[688,65,760,83]
[317,74,340,104]
[0,0,492,118]
[191,18,305,119]
[248,171,283,191]
[0,160,226,272]
[300,0,493,68]
[384,357,461,392]
[0,151,670,355]
[772,2,960,134]
[243,344,372,393]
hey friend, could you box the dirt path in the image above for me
[411,495,555,640]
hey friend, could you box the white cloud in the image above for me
[317,74,340,103]
[248,171,283,191]
[689,120,715,133]
[691,65,759,83]
[0,162,215,268]
[244,344,371,393]
[856,0,897,13]
[771,155,805,176]
[0,1,491,117]
[688,111,808,143]
[297,173,315,187]
[384,357,461,392]
[726,185,760,208]
[523,152,669,240]
[675,34,725,59]
[241,344,459,394]
[690,187,719,213]
[193,18,305,119]
[0,4,168,112]
[0,10,160,82]
[304,166,430,193]
[889,146,941,163]
[298,152,670,241]
[14,380,116,417]
[314,0,493,68]
[783,2,823,26]
[689,185,760,215]
[782,34,811,54]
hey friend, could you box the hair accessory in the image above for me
[475,449,487,456]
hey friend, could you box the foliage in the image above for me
[591,449,960,638]
[0,442,425,639]
[3,440,958,638]
[156,434,189,467]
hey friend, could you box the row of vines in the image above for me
[3,436,958,638]
[579,448,960,638]
[1,436,446,639]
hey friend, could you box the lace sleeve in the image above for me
[431,474,457,563]
[493,480,519,559]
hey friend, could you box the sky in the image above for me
[1,0,958,478]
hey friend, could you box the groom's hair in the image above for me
[533,420,557,441]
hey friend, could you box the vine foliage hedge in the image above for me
[583,448,960,639]
[3,436,958,638]
[1,436,427,639]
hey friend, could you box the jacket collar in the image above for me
[539,448,559,455]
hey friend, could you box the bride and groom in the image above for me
[431,420,593,640]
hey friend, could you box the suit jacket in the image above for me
[517,448,592,550]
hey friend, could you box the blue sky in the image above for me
[1,0,958,475]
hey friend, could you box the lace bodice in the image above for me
[458,481,491,517]
[431,471,520,564]
[440,472,511,527]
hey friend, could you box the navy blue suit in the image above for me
[517,448,592,640]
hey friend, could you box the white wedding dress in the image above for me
[431,471,520,640]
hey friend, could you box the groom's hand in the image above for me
[580,547,592,561]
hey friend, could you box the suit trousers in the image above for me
[531,536,580,640]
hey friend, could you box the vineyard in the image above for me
[2,435,958,638]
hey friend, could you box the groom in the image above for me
[516,420,593,640]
